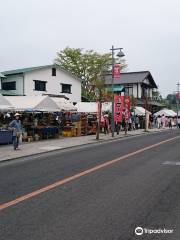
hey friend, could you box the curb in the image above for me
[0,129,173,164]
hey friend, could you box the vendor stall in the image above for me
[51,97,77,112]
[3,96,61,142]
[0,95,14,144]
[134,106,151,116]
[154,109,176,117]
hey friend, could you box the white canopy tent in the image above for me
[76,102,114,113]
[76,102,97,113]
[5,96,60,112]
[154,109,176,117]
[51,98,77,112]
[134,106,151,116]
[0,94,14,111]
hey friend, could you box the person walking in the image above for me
[135,115,140,129]
[104,115,109,134]
[177,117,180,128]
[161,114,166,128]
[9,113,22,150]
[157,116,161,129]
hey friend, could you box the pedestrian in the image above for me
[168,117,173,129]
[9,113,22,150]
[104,115,109,134]
[128,115,132,131]
[135,115,140,129]
[157,115,161,129]
[161,114,166,128]
[178,117,180,128]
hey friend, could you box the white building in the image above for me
[104,71,158,99]
[0,65,81,103]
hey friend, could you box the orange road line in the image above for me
[0,135,180,211]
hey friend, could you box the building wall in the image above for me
[23,67,81,102]
[1,74,24,95]
[133,84,138,98]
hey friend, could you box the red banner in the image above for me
[176,93,180,99]
[114,95,131,122]
[123,96,131,119]
[114,95,123,123]
[113,64,121,78]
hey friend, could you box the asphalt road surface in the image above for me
[1,130,180,240]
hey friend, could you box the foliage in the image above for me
[152,90,163,101]
[55,47,127,101]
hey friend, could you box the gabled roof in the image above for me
[2,65,82,82]
[0,73,6,78]
[2,65,52,75]
[104,71,157,88]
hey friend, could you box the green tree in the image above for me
[152,89,163,101]
[54,47,127,100]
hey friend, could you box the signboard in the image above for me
[113,64,121,78]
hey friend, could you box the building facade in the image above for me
[0,65,81,103]
[105,71,164,113]
[105,71,157,99]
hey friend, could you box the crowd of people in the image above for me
[100,113,179,135]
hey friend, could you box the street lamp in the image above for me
[110,45,125,137]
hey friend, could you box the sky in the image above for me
[0,0,180,97]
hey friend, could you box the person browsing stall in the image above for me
[9,113,22,150]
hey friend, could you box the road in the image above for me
[0,130,180,240]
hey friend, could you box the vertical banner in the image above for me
[114,95,123,122]
[123,96,131,119]
[114,95,131,122]
[113,64,121,78]
[176,93,180,99]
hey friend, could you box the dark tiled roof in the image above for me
[105,71,157,88]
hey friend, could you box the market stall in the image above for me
[4,96,61,142]
[51,97,77,112]
[0,95,14,144]
[134,106,151,116]
[154,109,176,117]
[75,102,98,135]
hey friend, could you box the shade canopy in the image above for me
[154,109,176,117]
[51,98,77,112]
[0,94,14,111]
[5,96,60,112]
[76,102,112,113]
[134,106,151,116]
[76,102,97,113]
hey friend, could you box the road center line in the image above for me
[1,134,180,211]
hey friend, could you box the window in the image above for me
[34,80,46,91]
[2,81,16,90]
[124,85,133,96]
[52,68,56,76]
[61,84,72,94]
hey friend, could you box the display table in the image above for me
[0,130,13,144]
[31,126,59,139]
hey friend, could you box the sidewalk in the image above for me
[0,128,168,162]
